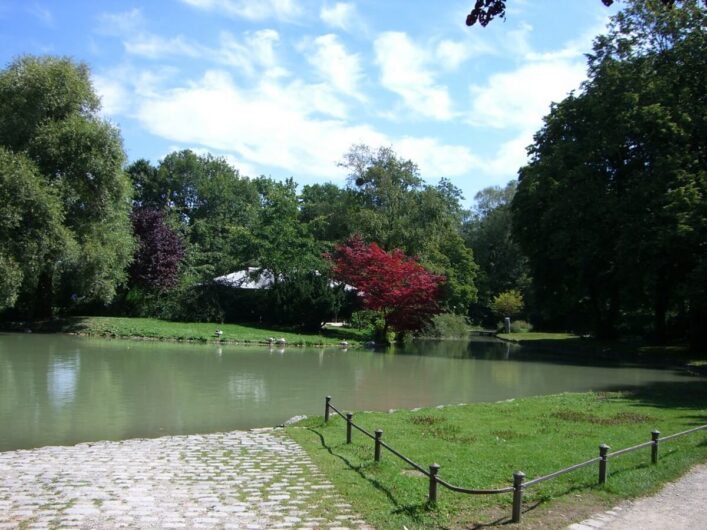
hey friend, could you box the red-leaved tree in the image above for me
[327,235,445,334]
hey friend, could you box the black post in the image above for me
[374,430,383,463]
[325,396,331,423]
[651,430,660,464]
[428,464,440,504]
[599,444,610,485]
[512,471,525,523]
[346,412,353,444]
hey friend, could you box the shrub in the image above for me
[510,319,532,333]
[420,313,470,339]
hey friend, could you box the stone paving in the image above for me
[0,429,373,530]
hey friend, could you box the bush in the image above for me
[350,310,380,330]
[510,320,532,333]
[420,313,470,339]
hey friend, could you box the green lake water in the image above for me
[0,332,696,451]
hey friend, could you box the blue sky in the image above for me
[0,0,619,205]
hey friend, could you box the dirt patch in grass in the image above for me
[447,491,613,529]
[409,415,445,426]
[551,410,655,425]
[491,429,522,440]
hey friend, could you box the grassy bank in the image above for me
[288,386,707,529]
[497,332,706,366]
[497,332,579,341]
[16,316,369,347]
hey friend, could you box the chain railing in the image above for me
[323,396,707,523]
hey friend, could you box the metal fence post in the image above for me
[346,413,353,444]
[512,471,525,523]
[599,444,610,484]
[325,396,331,422]
[651,430,660,464]
[428,464,440,504]
[374,430,383,463]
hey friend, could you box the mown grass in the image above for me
[497,332,580,341]
[57,316,369,346]
[288,384,707,529]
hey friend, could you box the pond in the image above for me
[0,332,696,451]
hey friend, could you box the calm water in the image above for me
[0,332,696,451]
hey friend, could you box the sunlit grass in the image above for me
[289,388,707,529]
[65,316,368,346]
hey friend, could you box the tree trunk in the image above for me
[33,269,54,319]
[653,268,668,345]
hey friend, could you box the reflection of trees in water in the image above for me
[391,338,520,360]
[228,373,267,402]
[1,333,698,451]
[47,351,80,406]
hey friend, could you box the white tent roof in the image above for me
[213,267,355,291]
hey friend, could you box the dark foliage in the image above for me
[466,0,679,27]
[129,208,184,290]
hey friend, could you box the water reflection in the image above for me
[47,352,80,407]
[0,333,698,451]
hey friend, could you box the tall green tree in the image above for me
[340,145,478,313]
[464,181,529,312]
[127,150,260,280]
[512,0,706,344]
[0,56,134,317]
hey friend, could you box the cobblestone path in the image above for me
[0,429,373,530]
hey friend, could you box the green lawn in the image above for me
[497,332,579,341]
[58,316,369,346]
[288,386,707,529]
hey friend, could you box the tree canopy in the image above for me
[512,0,706,345]
[0,56,134,317]
[328,235,445,335]
[465,0,680,27]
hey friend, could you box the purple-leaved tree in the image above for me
[129,208,184,290]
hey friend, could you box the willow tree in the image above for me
[0,56,134,317]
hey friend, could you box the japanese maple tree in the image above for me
[328,235,445,334]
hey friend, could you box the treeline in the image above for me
[0,0,704,347]
[0,57,482,332]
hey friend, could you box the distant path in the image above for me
[569,463,707,530]
[0,429,372,530]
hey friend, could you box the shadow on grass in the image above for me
[306,426,431,526]
[608,380,707,416]
[305,426,603,530]
[319,327,370,342]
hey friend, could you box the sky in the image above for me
[0,0,621,205]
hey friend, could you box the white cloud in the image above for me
[135,70,384,178]
[435,40,472,71]
[179,0,301,21]
[215,30,282,76]
[304,34,364,100]
[374,32,454,121]
[481,131,534,180]
[469,60,586,130]
[131,69,477,181]
[124,34,201,59]
[320,2,364,33]
[467,19,594,134]
[97,8,144,36]
[395,137,480,178]
[97,10,285,76]
[93,75,130,116]
[169,145,261,177]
